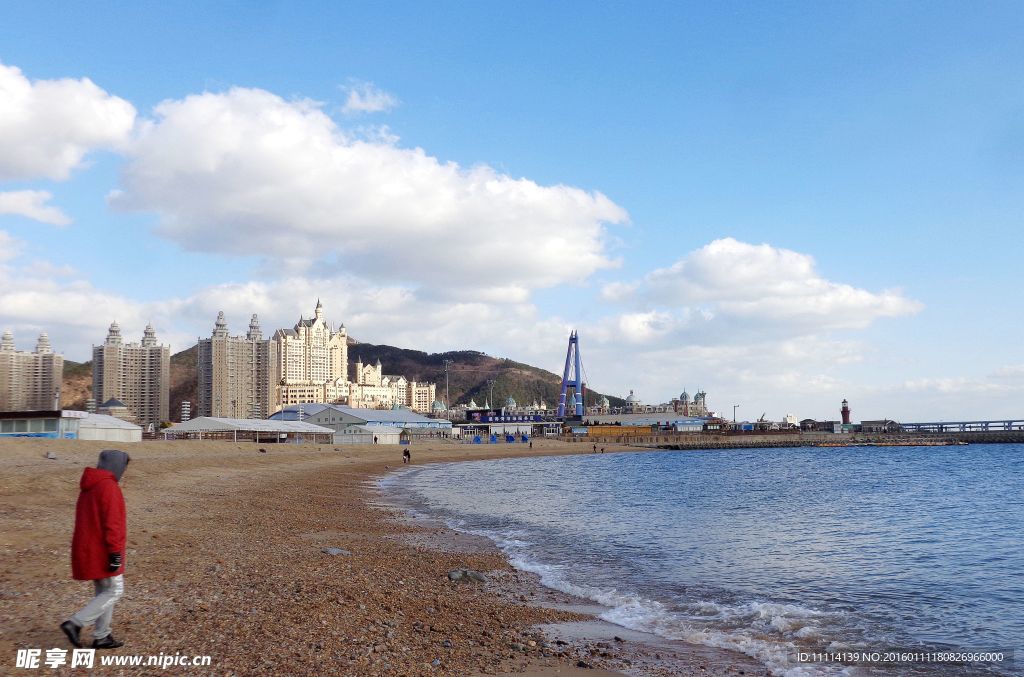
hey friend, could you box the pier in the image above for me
[560,429,1024,450]
[899,419,1024,433]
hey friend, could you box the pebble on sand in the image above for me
[447,568,488,583]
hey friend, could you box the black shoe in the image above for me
[92,635,124,649]
[60,620,82,648]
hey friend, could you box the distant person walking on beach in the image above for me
[403,448,411,464]
[61,450,130,650]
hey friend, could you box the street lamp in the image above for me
[487,379,495,410]
[443,358,453,410]
[733,404,739,423]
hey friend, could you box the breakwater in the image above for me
[563,430,1024,450]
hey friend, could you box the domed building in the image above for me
[624,389,645,413]
[672,387,708,417]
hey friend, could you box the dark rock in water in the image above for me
[46,452,57,460]
[447,568,488,583]
[320,547,352,556]
[613,636,624,642]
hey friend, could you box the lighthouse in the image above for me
[841,399,851,425]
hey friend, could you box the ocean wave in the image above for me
[466,525,847,676]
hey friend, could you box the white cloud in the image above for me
[0,268,151,353]
[111,87,627,293]
[0,263,573,375]
[341,80,399,114]
[0,190,72,225]
[0,63,136,181]
[0,230,22,262]
[990,364,1024,380]
[603,237,921,334]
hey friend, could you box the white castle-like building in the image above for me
[348,356,436,412]
[92,322,170,428]
[273,300,350,409]
[196,301,437,416]
[0,330,64,411]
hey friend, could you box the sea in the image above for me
[380,444,1023,675]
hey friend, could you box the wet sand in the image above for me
[0,438,762,675]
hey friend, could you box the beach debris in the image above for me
[576,659,593,668]
[447,568,487,584]
[45,451,57,460]
[320,547,352,556]
[431,658,441,667]
[258,448,267,453]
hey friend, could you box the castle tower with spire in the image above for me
[272,300,349,410]
[92,322,169,427]
[0,330,64,411]
[198,312,280,419]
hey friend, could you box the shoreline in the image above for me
[376,461,766,676]
[0,438,761,675]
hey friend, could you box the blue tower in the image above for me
[557,330,585,418]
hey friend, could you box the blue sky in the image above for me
[1,2,1022,420]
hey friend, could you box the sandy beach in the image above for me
[0,438,762,675]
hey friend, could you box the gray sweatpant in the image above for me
[70,575,123,639]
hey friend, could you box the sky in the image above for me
[1,1,1022,422]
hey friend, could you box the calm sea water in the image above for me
[381,445,1023,675]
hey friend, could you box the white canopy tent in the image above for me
[77,414,143,443]
[162,417,334,443]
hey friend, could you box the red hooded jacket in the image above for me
[71,467,126,580]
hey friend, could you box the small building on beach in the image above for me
[78,413,143,442]
[334,424,402,445]
[270,403,453,442]
[0,410,142,442]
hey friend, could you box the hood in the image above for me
[96,449,130,482]
[80,466,118,491]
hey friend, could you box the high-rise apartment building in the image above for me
[197,312,279,419]
[407,381,437,414]
[273,300,348,410]
[92,322,170,429]
[0,331,64,411]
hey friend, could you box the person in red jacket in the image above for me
[60,450,129,650]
